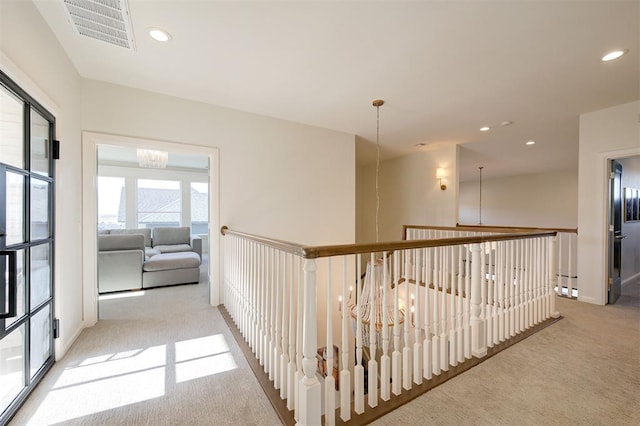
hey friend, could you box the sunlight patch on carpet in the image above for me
[175,334,237,383]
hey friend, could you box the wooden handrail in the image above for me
[221,226,557,259]
[402,224,577,240]
[220,226,308,257]
[456,223,578,234]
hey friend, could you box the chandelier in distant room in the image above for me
[137,149,168,168]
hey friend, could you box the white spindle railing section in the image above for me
[221,226,560,425]
[406,225,578,298]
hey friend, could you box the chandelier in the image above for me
[348,257,405,347]
[347,99,404,348]
[136,149,168,168]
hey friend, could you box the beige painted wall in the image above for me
[459,169,578,228]
[578,100,640,305]
[357,144,458,243]
[1,0,84,359]
[81,80,356,247]
[619,155,640,284]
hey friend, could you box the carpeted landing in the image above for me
[9,280,281,426]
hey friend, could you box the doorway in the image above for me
[95,144,211,315]
[608,155,640,306]
[0,72,56,424]
[608,160,623,304]
[81,132,220,327]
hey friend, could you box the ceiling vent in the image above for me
[60,0,136,50]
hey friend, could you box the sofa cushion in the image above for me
[98,234,145,252]
[153,243,193,254]
[143,252,201,272]
[145,247,162,259]
[108,228,152,247]
[152,227,190,246]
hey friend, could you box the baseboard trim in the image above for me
[56,322,84,361]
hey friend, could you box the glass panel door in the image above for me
[0,71,55,424]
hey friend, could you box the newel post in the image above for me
[298,258,321,425]
[470,243,487,358]
[549,236,561,318]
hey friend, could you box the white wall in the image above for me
[619,156,640,284]
[81,80,356,247]
[0,0,84,358]
[578,100,640,305]
[459,169,578,228]
[357,144,458,243]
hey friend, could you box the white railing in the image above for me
[221,226,560,425]
[406,225,579,298]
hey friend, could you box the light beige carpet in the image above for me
[372,292,640,426]
[9,277,281,426]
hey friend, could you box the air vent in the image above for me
[60,0,136,50]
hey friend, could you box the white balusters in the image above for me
[403,250,412,389]
[295,257,303,421]
[557,233,564,296]
[340,256,351,421]
[287,254,296,411]
[456,245,464,364]
[470,243,487,358]
[526,239,534,329]
[439,247,448,372]
[392,251,402,395]
[549,236,560,318]
[273,251,281,388]
[516,239,524,334]
[325,258,335,425]
[567,233,574,297]
[508,240,515,338]
[423,247,432,380]
[486,242,495,348]
[299,258,321,426]
[354,255,364,414]
[449,246,457,368]
[413,250,423,384]
[220,227,561,424]
[259,245,266,367]
[497,241,506,342]
[432,247,441,376]
[381,252,391,401]
[464,246,472,359]
[368,253,378,408]
[280,252,289,400]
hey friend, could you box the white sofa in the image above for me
[98,227,202,293]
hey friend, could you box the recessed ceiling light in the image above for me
[501,121,513,127]
[149,27,171,42]
[480,126,490,132]
[526,140,536,146]
[601,49,627,62]
[415,143,426,147]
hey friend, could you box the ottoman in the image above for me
[142,251,201,289]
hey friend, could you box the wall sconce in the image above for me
[436,167,447,190]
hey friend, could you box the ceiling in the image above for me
[33,0,639,181]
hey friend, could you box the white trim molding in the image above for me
[82,131,221,326]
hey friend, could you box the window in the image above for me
[97,177,125,231]
[137,179,181,228]
[191,182,208,235]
